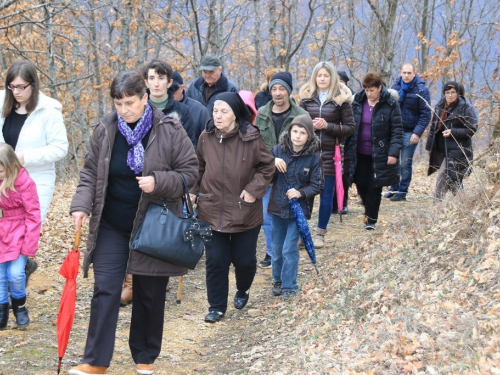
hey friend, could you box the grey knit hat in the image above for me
[289,114,314,141]
[269,71,293,95]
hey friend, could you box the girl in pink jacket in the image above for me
[0,143,41,329]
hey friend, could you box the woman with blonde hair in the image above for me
[0,143,41,329]
[299,61,355,247]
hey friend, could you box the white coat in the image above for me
[0,90,68,222]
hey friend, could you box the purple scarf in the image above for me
[117,103,154,174]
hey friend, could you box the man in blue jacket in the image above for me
[386,63,431,201]
[186,55,239,116]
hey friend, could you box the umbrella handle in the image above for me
[176,276,184,305]
[73,218,82,250]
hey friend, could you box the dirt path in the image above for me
[0,167,435,375]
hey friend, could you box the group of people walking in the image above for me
[0,55,477,375]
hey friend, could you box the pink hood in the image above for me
[239,90,258,124]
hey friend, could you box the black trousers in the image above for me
[205,226,260,313]
[129,274,169,365]
[83,221,168,366]
[354,153,383,224]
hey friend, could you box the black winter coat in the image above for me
[351,86,403,188]
[267,133,322,220]
[425,96,477,176]
[180,92,210,148]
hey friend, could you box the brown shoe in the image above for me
[69,363,108,375]
[136,363,155,374]
[120,274,133,307]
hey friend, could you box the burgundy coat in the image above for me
[0,168,41,263]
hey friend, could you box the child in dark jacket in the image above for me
[268,114,322,299]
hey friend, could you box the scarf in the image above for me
[398,77,415,103]
[436,99,458,133]
[117,103,154,174]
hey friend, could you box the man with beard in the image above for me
[254,71,308,268]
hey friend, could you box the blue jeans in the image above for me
[317,175,336,230]
[0,255,28,304]
[261,186,273,257]
[271,216,300,292]
[390,131,418,198]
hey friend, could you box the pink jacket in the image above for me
[0,168,41,263]
[239,90,258,124]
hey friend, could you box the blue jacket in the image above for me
[391,74,431,136]
[267,133,322,220]
[186,73,239,115]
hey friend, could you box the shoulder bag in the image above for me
[131,173,212,270]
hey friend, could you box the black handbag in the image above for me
[130,173,212,270]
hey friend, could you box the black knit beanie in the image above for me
[269,71,293,95]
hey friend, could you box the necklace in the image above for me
[368,100,378,111]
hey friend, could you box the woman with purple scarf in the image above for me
[69,70,198,375]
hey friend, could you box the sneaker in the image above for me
[69,364,108,375]
[136,364,155,374]
[25,258,38,287]
[259,254,271,268]
[390,194,406,202]
[204,310,224,323]
[340,206,349,215]
[365,223,376,230]
[272,282,282,296]
[313,235,324,249]
[383,191,395,198]
[280,290,297,300]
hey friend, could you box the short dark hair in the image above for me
[362,72,383,89]
[143,60,173,81]
[2,60,40,118]
[110,70,147,100]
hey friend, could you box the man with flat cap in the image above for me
[186,54,239,115]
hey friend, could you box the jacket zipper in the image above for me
[218,135,226,231]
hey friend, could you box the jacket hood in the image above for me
[238,90,257,123]
[334,82,354,105]
[13,167,30,188]
[278,130,319,156]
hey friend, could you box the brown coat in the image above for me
[70,108,199,278]
[299,83,355,176]
[193,122,275,233]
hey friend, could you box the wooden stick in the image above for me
[176,276,183,304]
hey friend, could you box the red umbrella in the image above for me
[57,219,82,374]
[333,142,344,223]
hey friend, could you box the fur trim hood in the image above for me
[278,130,320,156]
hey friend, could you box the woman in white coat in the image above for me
[1,60,68,223]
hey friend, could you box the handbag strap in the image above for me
[178,172,196,218]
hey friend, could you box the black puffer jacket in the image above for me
[425,96,477,176]
[299,83,355,176]
[351,86,403,187]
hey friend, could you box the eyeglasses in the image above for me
[7,83,31,92]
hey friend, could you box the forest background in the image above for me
[0,0,499,175]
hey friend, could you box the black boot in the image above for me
[11,296,30,328]
[0,303,8,329]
